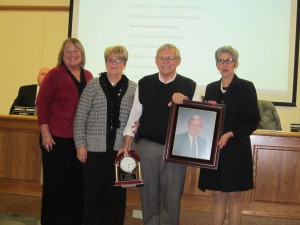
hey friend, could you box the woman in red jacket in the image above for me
[36,38,93,225]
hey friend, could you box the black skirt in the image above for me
[198,137,254,192]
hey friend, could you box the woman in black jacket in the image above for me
[198,46,260,225]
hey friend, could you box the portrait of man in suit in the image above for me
[9,67,49,115]
[173,114,209,159]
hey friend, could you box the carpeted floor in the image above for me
[0,214,40,225]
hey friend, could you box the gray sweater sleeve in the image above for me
[73,79,95,149]
[74,78,136,152]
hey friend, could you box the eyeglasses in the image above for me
[156,56,178,62]
[217,58,235,65]
[107,58,126,64]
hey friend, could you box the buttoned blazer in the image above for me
[173,132,207,159]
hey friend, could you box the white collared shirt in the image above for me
[123,73,202,136]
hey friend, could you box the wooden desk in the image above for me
[0,115,42,215]
[0,116,300,224]
[125,130,300,225]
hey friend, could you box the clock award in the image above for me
[114,151,144,188]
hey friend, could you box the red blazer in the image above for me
[36,64,93,138]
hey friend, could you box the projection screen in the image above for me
[69,0,299,106]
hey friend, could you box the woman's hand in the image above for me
[42,132,56,152]
[40,124,55,152]
[218,131,234,149]
[206,100,218,106]
[77,146,87,163]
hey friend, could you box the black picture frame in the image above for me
[164,100,225,169]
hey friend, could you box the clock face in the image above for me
[120,156,137,173]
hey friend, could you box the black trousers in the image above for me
[40,135,84,225]
[83,151,126,225]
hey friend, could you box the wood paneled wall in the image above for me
[0,116,299,224]
[0,115,41,215]
[0,4,69,115]
[125,131,300,225]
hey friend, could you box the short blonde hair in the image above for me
[104,45,128,63]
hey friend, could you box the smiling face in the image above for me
[188,118,203,137]
[105,54,126,78]
[216,52,239,79]
[155,48,181,80]
[63,42,82,70]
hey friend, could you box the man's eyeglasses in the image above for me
[217,58,235,65]
[156,56,178,62]
[107,58,126,64]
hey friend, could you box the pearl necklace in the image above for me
[220,81,226,93]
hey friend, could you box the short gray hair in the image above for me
[188,115,203,126]
[215,45,239,62]
[156,43,181,58]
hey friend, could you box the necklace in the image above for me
[220,81,226,93]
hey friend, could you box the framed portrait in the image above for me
[164,100,225,169]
